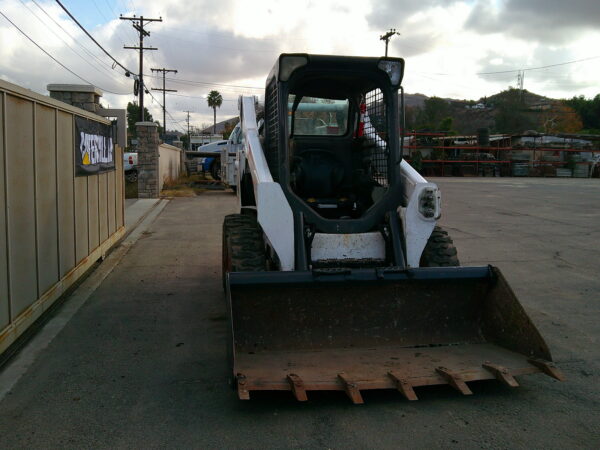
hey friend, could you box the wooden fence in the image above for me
[0,79,125,355]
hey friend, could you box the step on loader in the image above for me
[222,54,563,403]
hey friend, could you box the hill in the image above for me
[403,88,580,135]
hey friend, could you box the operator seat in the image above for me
[291,149,344,198]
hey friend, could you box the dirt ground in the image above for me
[0,178,598,449]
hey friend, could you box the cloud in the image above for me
[465,0,600,44]
[366,0,462,30]
[1,0,599,128]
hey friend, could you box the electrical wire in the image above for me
[0,10,129,95]
[144,73,263,90]
[90,0,132,46]
[23,0,129,91]
[143,81,187,133]
[32,0,122,74]
[54,0,134,75]
[477,55,600,75]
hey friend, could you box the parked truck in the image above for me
[196,122,242,190]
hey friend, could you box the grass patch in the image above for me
[161,187,197,197]
[161,173,208,197]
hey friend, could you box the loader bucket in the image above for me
[226,266,563,402]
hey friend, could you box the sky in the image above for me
[0,0,599,133]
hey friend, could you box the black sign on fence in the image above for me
[75,116,115,176]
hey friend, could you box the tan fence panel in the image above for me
[35,103,60,296]
[159,143,182,191]
[57,110,75,277]
[107,170,116,236]
[74,176,88,264]
[0,79,126,355]
[0,92,8,329]
[98,173,108,243]
[88,175,99,251]
[115,146,124,229]
[6,94,38,319]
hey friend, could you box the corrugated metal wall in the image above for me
[0,79,125,354]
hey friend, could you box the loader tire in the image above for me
[222,214,266,288]
[420,226,460,267]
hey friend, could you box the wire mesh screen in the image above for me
[364,88,388,187]
[265,80,279,179]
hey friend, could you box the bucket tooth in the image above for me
[482,362,519,387]
[287,374,308,402]
[388,371,418,401]
[528,358,566,382]
[436,367,473,395]
[237,374,250,400]
[338,373,364,404]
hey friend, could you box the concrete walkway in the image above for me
[125,198,162,231]
[0,181,599,449]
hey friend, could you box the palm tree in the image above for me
[206,90,223,134]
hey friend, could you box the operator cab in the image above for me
[287,91,388,219]
[263,54,404,233]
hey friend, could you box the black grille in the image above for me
[364,88,388,187]
[265,80,279,180]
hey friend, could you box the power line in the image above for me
[142,81,187,134]
[32,0,123,78]
[145,74,262,90]
[0,10,128,95]
[150,31,278,54]
[477,55,600,75]
[166,92,237,102]
[23,0,128,92]
[54,0,133,75]
[90,0,130,45]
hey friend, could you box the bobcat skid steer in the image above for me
[222,54,563,403]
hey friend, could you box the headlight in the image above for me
[378,59,404,86]
[279,55,308,81]
[419,187,440,219]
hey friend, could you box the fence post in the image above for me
[136,121,160,198]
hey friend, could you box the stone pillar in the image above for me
[136,122,160,198]
[47,84,103,114]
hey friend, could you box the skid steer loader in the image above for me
[222,54,563,403]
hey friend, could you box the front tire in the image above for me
[221,214,266,390]
[420,226,460,267]
[222,214,266,288]
[211,161,222,180]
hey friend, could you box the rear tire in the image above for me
[420,226,460,267]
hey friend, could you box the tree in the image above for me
[422,97,450,129]
[206,90,223,134]
[564,94,600,132]
[492,88,536,133]
[127,102,153,139]
[222,118,240,139]
[539,103,583,134]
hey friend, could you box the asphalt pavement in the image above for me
[0,179,598,449]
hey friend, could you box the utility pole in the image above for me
[185,111,191,150]
[120,14,162,122]
[380,28,400,57]
[517,70,525,102]
[151,67,178,135]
